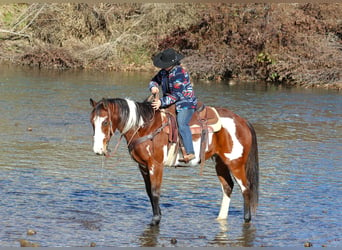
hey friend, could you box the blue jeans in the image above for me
[177,108,195,154]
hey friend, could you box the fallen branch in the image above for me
[0,29,31,39]
[17,3,47,34]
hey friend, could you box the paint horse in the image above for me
[90,97,259,226]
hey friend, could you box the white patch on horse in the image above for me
[122,99,143,134]
[236,178,247,193]
[149,164,155,176]
[121,99,137,133]
[174,137,201,167]
[146,145,152,156]
[221,117,244,160]
[217,184,231,220]
[206,132,214,151]
[93,115,107,154]
[162,145,168,164]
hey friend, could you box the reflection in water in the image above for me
[138,225,160,247]
[209,220,229,247]
[208,220,256,247]
[238,223,257,247]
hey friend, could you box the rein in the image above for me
[105,134,123,158]
[128,122,169,152]
[104,100,121,158]
[106,120,167,158]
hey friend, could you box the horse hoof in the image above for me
[150,221,159,226]
[150,216,161,226]
[244,212,251,223]
[244,217,251,223]
[150,220,160,226]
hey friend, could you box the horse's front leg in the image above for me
[139,162,163,226]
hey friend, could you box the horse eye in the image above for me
[103,121,109,126]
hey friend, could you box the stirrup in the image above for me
[178,154,195,163]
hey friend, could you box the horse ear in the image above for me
[90,98,97,107]
[102,98,108,109]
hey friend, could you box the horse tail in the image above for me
[246,121,259,213]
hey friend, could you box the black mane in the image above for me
[136,100,155,123]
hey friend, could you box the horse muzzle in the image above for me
[94,149,106,156]
[93,142,109,156]
[94,148,111,156]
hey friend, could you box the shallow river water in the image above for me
[0,65,341,247]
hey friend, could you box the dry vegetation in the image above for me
[0,3,341,89]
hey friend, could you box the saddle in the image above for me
[161,102,222,141]
[160,102,222,171]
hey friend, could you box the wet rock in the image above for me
[19,239,40,247]
[228,80,237,86]
[304,241,313,247]
[26,229,37,235]
[27,127,32,131]
[90,242,96,247]
[170,238,177,244]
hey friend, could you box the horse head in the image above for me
[90,98,116,155]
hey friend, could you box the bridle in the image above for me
[102,95,162,158]
[102,100,144,158]
[102,100,120,158]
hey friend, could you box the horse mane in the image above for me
[136,100,155,122]
[100,98,155,133]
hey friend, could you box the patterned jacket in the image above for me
[149,65,197,112]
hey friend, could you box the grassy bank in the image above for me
[0,3,341,89]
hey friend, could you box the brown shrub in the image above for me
[20,45,83,69]
[160,3,342,87]
[0,3,341,88]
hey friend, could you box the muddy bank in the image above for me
[0,3,341,90]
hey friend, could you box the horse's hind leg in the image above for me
[139,164,162,226]
[229,163,252,223]
[242,182,251,223]
[218,156,252,222]
[215,156,234,220]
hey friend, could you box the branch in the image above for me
[11,3,40,31]
[0,29,31,39]
[18,3,47,34]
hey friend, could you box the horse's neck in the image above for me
[123,129,137,142]
[122,109,161,144]
[109,100,136,134]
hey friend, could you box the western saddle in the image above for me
[160,101,222,172]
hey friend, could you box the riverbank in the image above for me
[0,3,341,90]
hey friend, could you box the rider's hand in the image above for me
[151,87,159,94]
[152,99,161,110]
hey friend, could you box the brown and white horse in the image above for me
[90,97,259,226]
